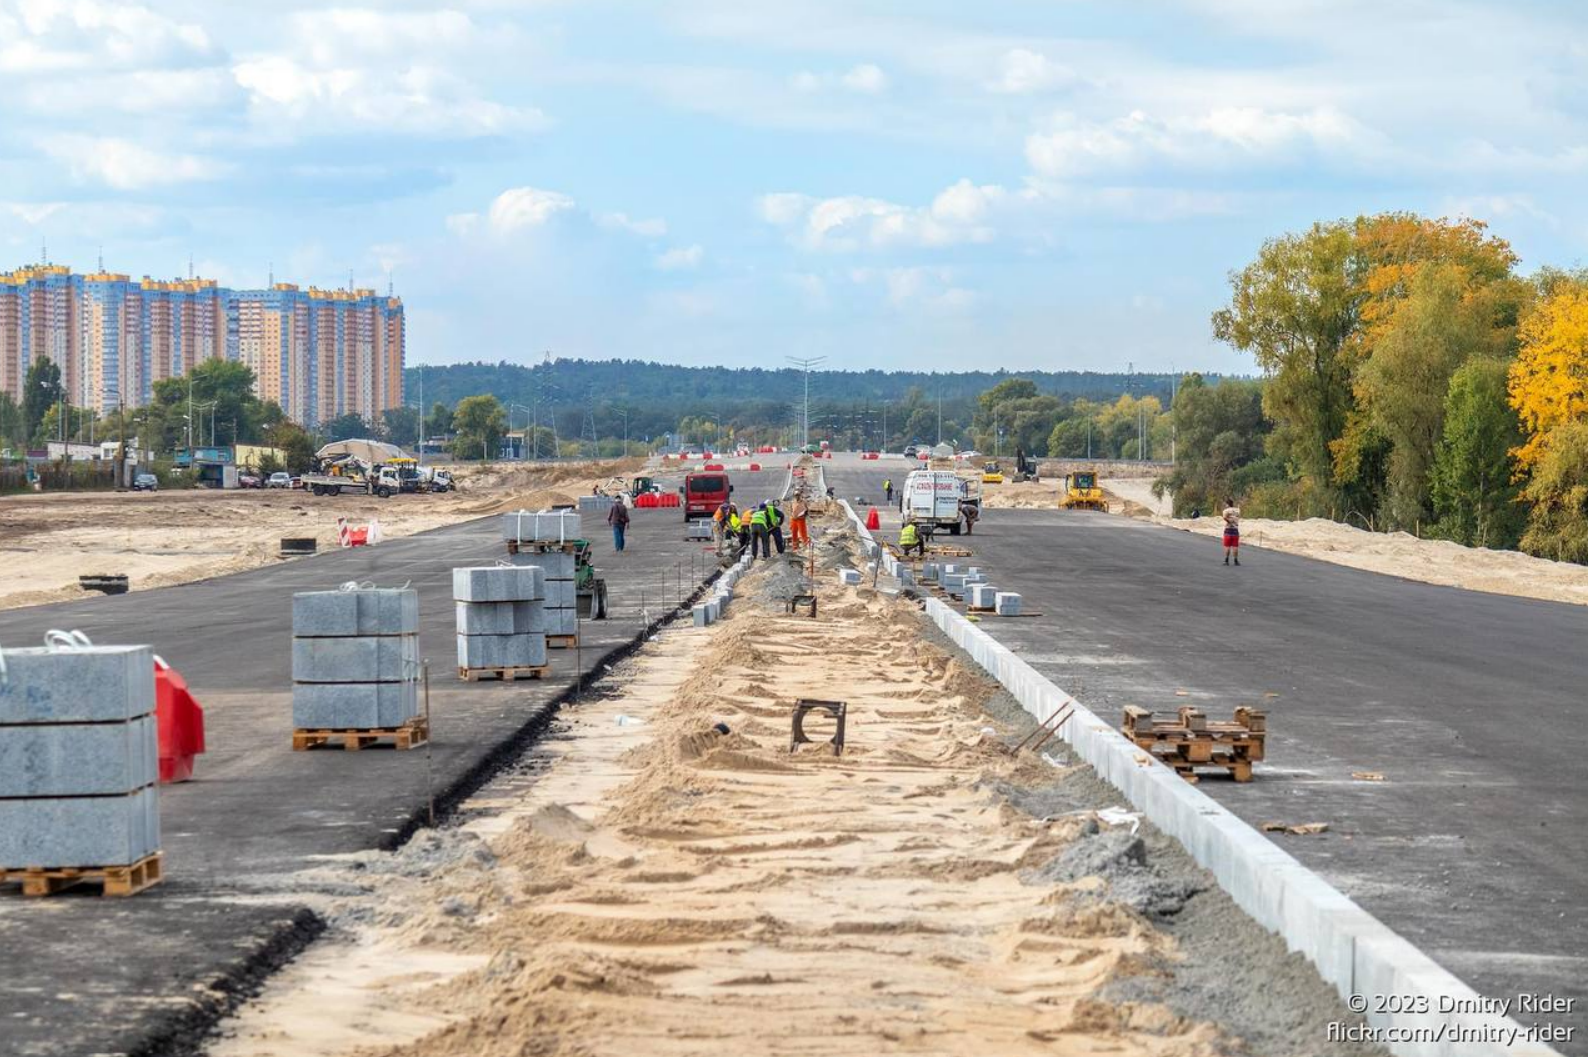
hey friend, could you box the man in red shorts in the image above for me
[1222,497,1240,565]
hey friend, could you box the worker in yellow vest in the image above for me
[884,478,893,504]
[749,503,772,559]
[899,518,925,558]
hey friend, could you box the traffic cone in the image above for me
[865,507,880,531]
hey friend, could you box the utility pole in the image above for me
[786,356,824,449]
[416,364,424,465]
[936,391,943,446]
[1169,367,1178,464]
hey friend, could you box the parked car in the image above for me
[131,472,159,491]
[289,475,304,489]
[903,444,919,458]
[267,472,292,489]
[237,473,262,489]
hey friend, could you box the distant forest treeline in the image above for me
[403,359,1204,450]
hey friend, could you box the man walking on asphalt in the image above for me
[607,495,630,552]
[1222,497,1240,565]
[883,478,893,504]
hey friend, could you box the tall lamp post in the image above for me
[786,356,824,449]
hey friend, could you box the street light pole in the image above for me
[786,356,824,449]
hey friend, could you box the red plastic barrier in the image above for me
[704,462,725,471]
[634,492,659,508]
[748,462,761,472]
[757,445,775,454]
[155,660,205,783]
[865,507,880,530]
[658,492,680,508]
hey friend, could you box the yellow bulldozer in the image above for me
[1060,470,1109,512]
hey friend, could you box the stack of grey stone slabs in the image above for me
[508,549,578,642]
[291,588,420,731]
[454,565,547,672]
[500,510,583,544]
[0,645,161,869]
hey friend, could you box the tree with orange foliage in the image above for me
[1509,271,1588,470]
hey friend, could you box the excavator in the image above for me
[1060,470,1109,512]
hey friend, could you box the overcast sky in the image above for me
[2,1,1585,374]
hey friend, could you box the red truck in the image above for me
[681,471,732,520]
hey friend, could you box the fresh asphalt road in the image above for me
[0,462,791,1057]
[828,453,1588,1051]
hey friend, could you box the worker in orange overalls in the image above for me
[789,493,810,549]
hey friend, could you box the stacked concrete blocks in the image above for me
[0,644,163,877]
[968,584,999,610]
[577,495,615,519]
[509,549,578,644]
[454,565,547,675]
[292,588,421,732]
[839,568,862,586]
[994,592,1023,616]
[501,509,582,544]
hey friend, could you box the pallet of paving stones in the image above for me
[1122,705,1265,782]
[292,716,430,752]
[458,664,550,683]
[0,851,163,898]
[546,634,579,649]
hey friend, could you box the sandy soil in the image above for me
[0,458,647,612]
[979,475,1168,517]
[212,571,1233,1057]
[1160,514,1588,607]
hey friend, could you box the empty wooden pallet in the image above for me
[1122,705,1266,783]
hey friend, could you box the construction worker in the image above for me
[767,498,786,554]
[712,500,733,553]
[883,478,893,504]
[607,495,630,552]
[749,502,771,559]
[959,498,979,535]
[789,494,810,548]
[899,518,924,558]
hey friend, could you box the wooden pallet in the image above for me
[546,634,578,650]
[1123,705,1265,782]
[1,852,163,898]
[458,664,549,682]
[509,540,578,553]
[293,717,429,751]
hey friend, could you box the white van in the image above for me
[903,470,967,535]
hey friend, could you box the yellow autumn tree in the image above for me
[1510,275,1588,470]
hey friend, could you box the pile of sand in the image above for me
[213,553,1234,1057]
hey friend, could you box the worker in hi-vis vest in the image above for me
[749,503,772,559]
[899,519,925,558]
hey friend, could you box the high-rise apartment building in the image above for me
[0,262,404,428]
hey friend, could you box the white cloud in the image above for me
[233,55,543,137]
[655,244,704,270]
[43,136,229,189]
[850,266,974,312]
[757,178,1011,251]
[1025,106,1367,178]
[0,2,216,74]
[598,212,669,237]
[485,187,576,234]
[2,202,65,226]
[790,63,889,94]
[988,49,1078,95]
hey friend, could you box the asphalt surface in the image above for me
[0,462,792,1057]
[828,453,1588,1053]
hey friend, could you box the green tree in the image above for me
[323,412,369,442]
[1351,264,1523,529]
[23,358,64,445]
[266,421,317,473]
[974,379,1062,456]
[1213,221,1360,489]
[1429,358,1525,548]
[0,391,23,449]
[149,359,275,447]
[1157,375,1270,515]
[425,402,453,438]
[1517,419,1588,563]
[382,406,420,449]
[451,394,506,460]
